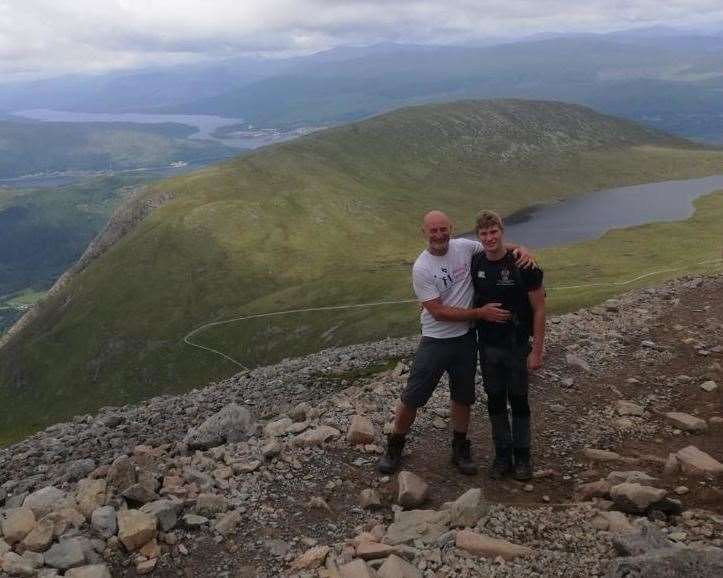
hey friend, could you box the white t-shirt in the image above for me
[412,238,482,338]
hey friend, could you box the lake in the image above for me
[461,174,723,248]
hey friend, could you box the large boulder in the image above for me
[75,479,107,519]
[445,488,488,528]
[20,517,55,552]
[1,552,36,577]
[383,510,450,545]
[107,456,136,492]
[184,403,256,450]
[117,509,157,552]
[610,483,667,514]
[91,506,117,539]
[0,508,36,545]
[44,538,87,570]
[23,487,69,518]
[378,554,422,578]
[665,412,707,433]
[140,499,180,532]
[292,426,341,447]
[612,521,672,556]
[675,446,723,477]
[347,415,376,445]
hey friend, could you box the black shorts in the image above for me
[478,342,530,398]
[401,330,477,408]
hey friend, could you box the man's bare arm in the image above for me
[423,298,511,323]
[527,286,546,370]
[506,243,536,269]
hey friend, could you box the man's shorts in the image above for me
[401,330,477,408]
[478,342,530,399]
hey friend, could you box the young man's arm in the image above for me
[423,298,511,323]
[527,286,545,370]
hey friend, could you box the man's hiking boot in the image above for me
[488,453,513,480]
[513,449,533,481]
[377,433,405,474]
[451,438,478,475]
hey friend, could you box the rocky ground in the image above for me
[1,273,722,578]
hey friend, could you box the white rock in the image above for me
[293,425,341,447]
[378,554,421,578]
[23,487,69,518]
[446,488,487,528]
[700,380,718,392]
[610,483,666,514]
[455,529,532,560]
[616,401,644,417]
[64,565,113,578]
[289,545,330,570]
[1,552,36,577]
[339,559,377,578]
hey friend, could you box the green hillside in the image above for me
[0,120,234,178]
[1,99,723,444]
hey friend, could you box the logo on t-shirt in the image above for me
[498,268,515,286]
[434,267,454,289]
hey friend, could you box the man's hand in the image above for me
[511,245,536,269]
[476,303,511,323]
[527,350,543,371]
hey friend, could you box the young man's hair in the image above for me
[475,210,504,233]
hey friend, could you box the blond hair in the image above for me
[475,210,504,233]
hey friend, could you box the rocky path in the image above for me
[1,274,722,577]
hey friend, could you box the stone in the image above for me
[290,545,330,570]
[263,417,293,438]
[674,486,689,495]
[607,546,723,578]
[195,493,228,516]
[135,558,157,575]
[117,509,157,551]
[700,380,718,392]
[665,412,708,433]
[616,401,644,417]
[42,508,84,538]
[339,559,377,578]
[378,554,422,578]
[293,425,341,447]
[1,552,36,577]
[584,448,622,462]
[591,511,634,533]
[1,508,36,545]
[261,439,282,459]
[90,506,117,539]
[107,456,136,492]
[182,514,208,527]
[663,453,680,476]
[612,521,672,556]
[566,353,591,372]
[44,539,86,570]
[214,510,241,536]
[21,517,54,552]
[676,445,723,476]
[347,415,376,445]
[121,483,159,505]
[606,471,657,485]
[64,565,113,578]
[184,403,256,450]
[75,479,107,520]
[356,541,397,560]
[23,487,68,518]
[383,510,451,545]
[359,489,382,510]
[397,471,428,508]
[577,480,612,500]
[455,529,532,560]
[610,483,667,514]
[446,488,487,528]
[0,540,9,556]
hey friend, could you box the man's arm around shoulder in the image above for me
[423,298,510,323]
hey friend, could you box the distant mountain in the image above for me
[1,99,721,443]
[2,34,722,141]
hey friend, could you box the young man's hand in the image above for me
[512,245,536,269]
[476,303,511,322]
[527,349,543,370]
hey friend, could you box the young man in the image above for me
[377,210,531,475]
[471,210,545,481]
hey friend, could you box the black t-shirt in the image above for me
[470,249,543,346]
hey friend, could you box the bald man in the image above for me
[378,211,530,475]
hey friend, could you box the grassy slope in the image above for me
[1,100,722,444]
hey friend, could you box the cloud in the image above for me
[1,1,722,80]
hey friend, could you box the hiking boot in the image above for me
[377,433,405,474]
[488,453,513,480]
[513,449,533,481]
[451,438,478,476]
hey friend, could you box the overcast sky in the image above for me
[1,0,723,81]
